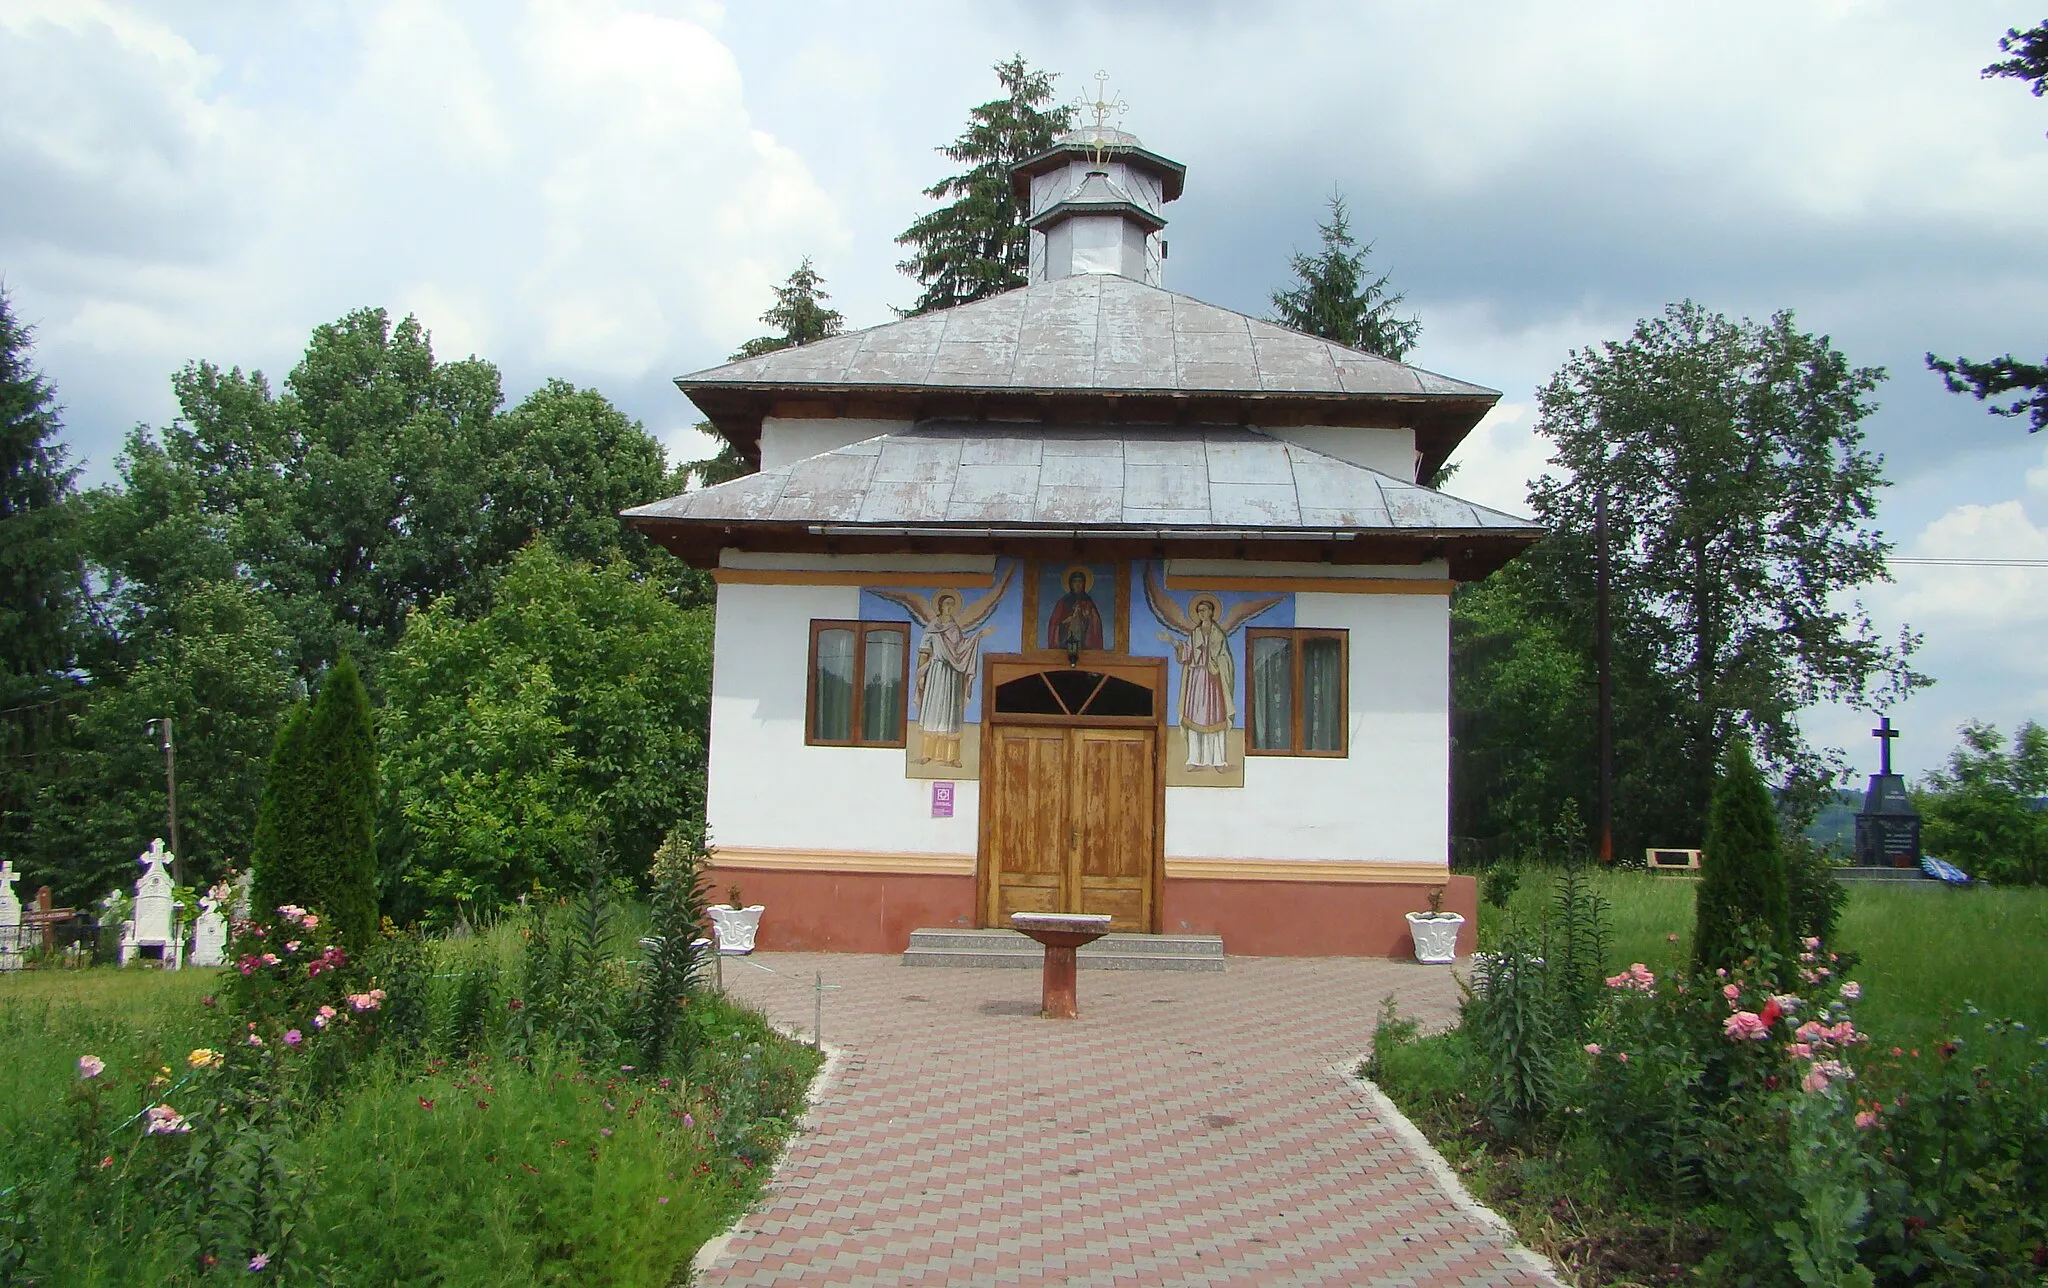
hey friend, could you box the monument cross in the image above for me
[1071,71,1129,165]
[1871,715,1900,777]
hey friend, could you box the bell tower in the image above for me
[1010,75,1186,286]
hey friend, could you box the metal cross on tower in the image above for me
[1871,715,1900,777]
[1072,71,1129,164]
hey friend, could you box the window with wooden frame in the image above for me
[806,621,910,747]
[1245,629,1349,757]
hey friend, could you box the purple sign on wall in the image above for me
[931,781,955,818]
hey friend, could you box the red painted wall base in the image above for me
[705,864,1477,959]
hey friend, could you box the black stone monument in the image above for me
[1853,716,1921,868]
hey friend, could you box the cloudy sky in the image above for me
[3,0,2044,781]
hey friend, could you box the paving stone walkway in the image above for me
[697,952,1555,1287]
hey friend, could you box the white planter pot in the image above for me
[1405,912,1465,964]
[708,905,765,955]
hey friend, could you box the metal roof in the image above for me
[623,422,1538,534]
[675,273,1499,402]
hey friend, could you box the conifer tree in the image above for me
[251,654,379,945]
[1693,738,1793,972]
[895,56,1073,316]
[251,704,312,915]
[0,290,92,855]
[1270,193,1421,362]
[730,258,845,360]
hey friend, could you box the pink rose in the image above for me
[1840,981,1861,1001]
[1584,1043,1602,1055]
[1723,1011,1771,1042]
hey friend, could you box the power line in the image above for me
[1888,557,2048,568]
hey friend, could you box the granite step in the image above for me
[902,928,1225,971]
[1832,866,1943,885]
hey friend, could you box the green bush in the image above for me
[1784,835,1848,946]
[252,653,380,948]
[1463,935,1561,1135]
[1694,738,1792,973]
[1916,719,2048,886]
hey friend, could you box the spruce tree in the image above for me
[895,56,1073,316]
[1270,192,1421,362]
[730,258,845,360]
[0,290,92,857]
[1693,737,1793,972]
[251,654,379,945]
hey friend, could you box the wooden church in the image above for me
[624,121,1540,956]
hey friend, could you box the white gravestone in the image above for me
[121,839,179,968]
[0,860,22,969]
[189,890,227,968]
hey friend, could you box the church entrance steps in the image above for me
[901,927,1224,971]
[1832,866,1944,886]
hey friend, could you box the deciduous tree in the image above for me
[1527,303,1924,835]
[1915,719,2048,886]
[379,545,711,920]
[895,56,1072,316]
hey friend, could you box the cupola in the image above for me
[1011,122,1185,286]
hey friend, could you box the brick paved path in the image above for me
[698,953,1554,1287]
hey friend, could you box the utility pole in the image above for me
[1594,484,1614,865]
[148,718,183,887]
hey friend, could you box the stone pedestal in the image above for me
[1853,773,1921,869]
[1010,912,1112,1019]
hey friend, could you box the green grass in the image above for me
[0,961,817,1286]
[1479,869,2048,1051]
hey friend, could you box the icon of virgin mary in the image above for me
[1046,566,1105,652]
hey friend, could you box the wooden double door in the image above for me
[978,659,1163,933]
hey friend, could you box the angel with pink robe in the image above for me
[1143,565,1283,771]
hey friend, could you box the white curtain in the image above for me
[1249,635,1292,751]
[861,628,906,742]
[1302,636,1343,752]
[813,628,855,740]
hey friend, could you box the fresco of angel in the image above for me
[1143,565,1284,771]
[871,563,1015,766]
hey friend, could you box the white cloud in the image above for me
[1890,499,2048,627]
[2,0,842,452]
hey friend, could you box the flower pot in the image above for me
[1405,911,1465,964]
[708,904,765,955]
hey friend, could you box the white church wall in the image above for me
[706,580,981,857]
[1260,425,1418,482]
[1161,590,1448,866]
[759,418,910,471]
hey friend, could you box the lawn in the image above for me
[1478,869,2048,1052]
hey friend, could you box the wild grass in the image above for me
[1479,869,2048,1051]
[0,947,816,1286]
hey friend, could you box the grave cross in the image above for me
[1871,716,1901,777]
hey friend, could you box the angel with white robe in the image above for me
[871,564,1015,766]
[1143,565,1283,771]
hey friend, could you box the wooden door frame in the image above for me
[975,654,1167,933]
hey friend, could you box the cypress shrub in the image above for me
[251,654,380,947]
[251,703,312,917]
[1693,737,1792,972]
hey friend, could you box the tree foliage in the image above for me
[29,581,294,904]
[1925,21,2048,431]
[0,289,94,863]
[252,653,378,947]
[729,258,845,361]
[1269,192,1421,363]
[1695,738,1792,971]
[87,308,674,680]
[895,56,1072,316]
[1525,303,1924,833]
[379,544,712,920]
[1915,720,2048,886]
